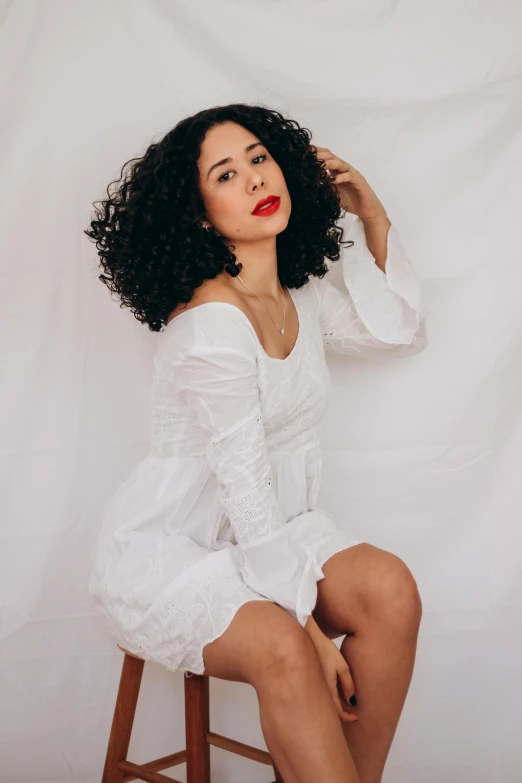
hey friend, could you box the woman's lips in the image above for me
[252,197,281,216]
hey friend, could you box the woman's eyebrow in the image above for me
[206,141,264,180]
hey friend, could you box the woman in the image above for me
[85,103,427,783]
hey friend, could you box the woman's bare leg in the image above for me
[313,543,423,783]
[338,601,420,783]
[202,600,361,783]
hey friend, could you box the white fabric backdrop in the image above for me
[1,0,521,781]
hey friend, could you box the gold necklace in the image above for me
[236,274,287,335]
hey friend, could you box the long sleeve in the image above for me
[310,216,428,358]
[162,307,325,626]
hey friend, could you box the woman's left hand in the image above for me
[312,146,388,222]
[312,634,358,724]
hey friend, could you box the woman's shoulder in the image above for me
[158,283,259,363]
[165,280,250,327]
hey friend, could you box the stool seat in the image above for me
[117,644,144,660]
[100,643,285,782]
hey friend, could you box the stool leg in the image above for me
[273,760,285,782]
[272,764,285,783]
[184,673,211,783]
[101,653,145,783]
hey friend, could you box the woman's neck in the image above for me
[222,236,281,299]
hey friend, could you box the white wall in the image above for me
[1,1,521,780]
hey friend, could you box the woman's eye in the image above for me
[218,154,267,182]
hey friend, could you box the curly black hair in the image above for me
[84,102,354,333]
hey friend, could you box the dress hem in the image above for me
[184,595,272,677]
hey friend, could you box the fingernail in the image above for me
[350,695,357,706]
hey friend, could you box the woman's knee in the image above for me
[202,599,318,685]
[257,615,318,679]
[363,551,423,631]
[239,609,320,692]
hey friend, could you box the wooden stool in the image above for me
[100,644,286,783]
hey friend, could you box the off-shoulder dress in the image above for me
[88,216,427,676]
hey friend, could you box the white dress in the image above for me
[88,216,427,676]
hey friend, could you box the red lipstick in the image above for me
[251,195,281,216]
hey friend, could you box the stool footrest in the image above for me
[119,759,184,783]
[118,748,187,783]
[207,730,273,765]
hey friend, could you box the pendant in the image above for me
[281,328,285,335]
